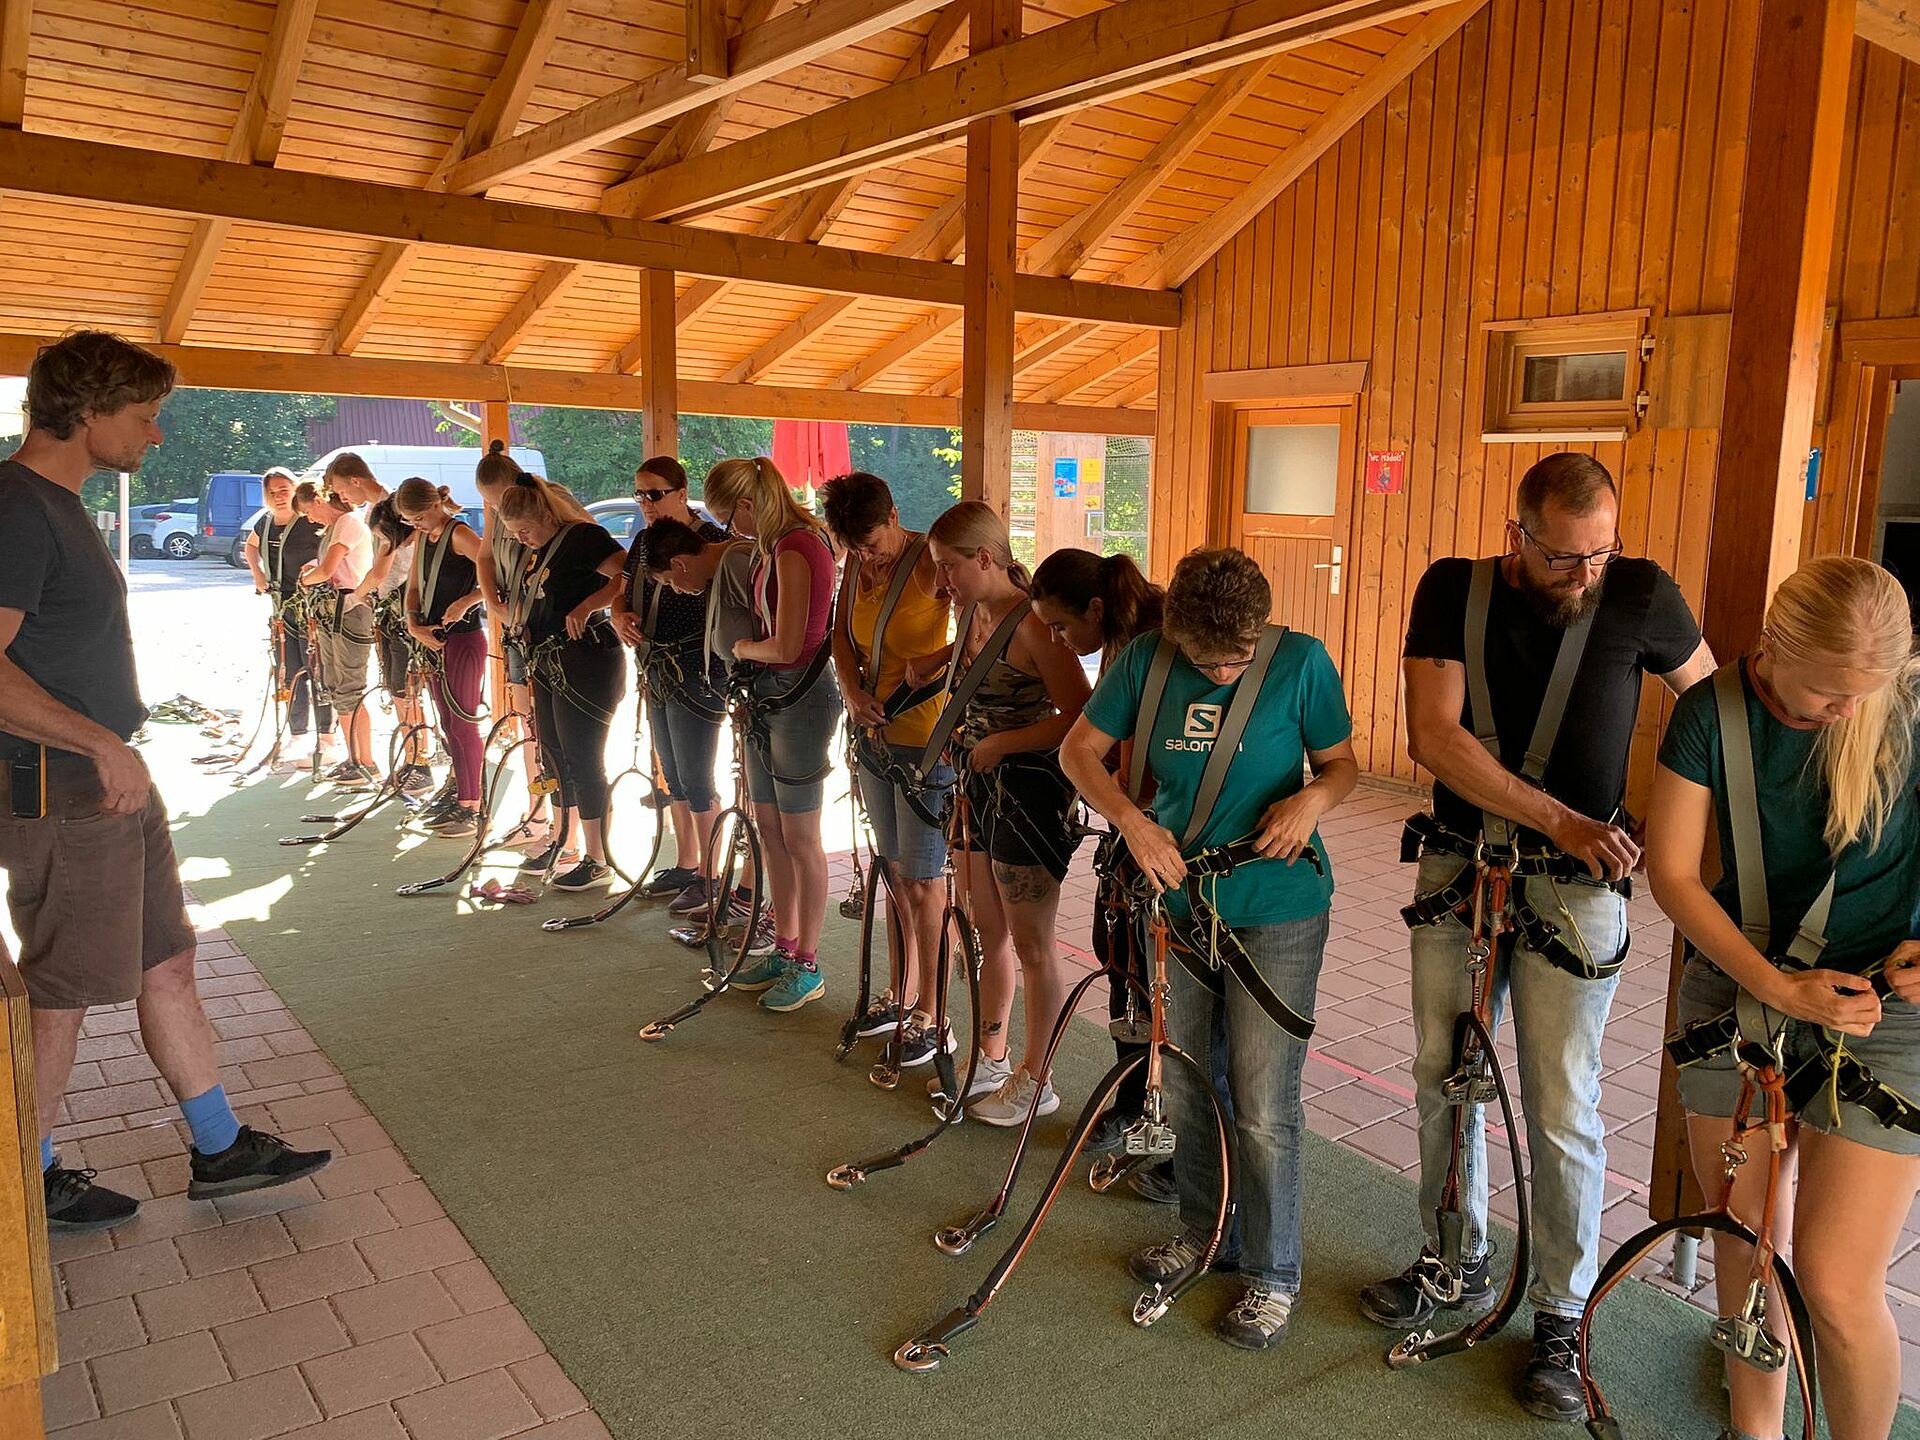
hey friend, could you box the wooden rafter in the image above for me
[444,0,951,194]
[0,130,1181,329]
[1858,0,1920,63]
[617,0,1441,222]
[1027,329,1158,404]
[1105,368,1160,407]
[930,319,1092,395]
[0,0,29,127]
[722,114,1068,386]
[157,0,321,345]
[685,0,730,82]
[328,0,573,354]
[0,331,1153,436]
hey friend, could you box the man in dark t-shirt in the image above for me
[0,331,328,1234]
[1358,453,1713,1420]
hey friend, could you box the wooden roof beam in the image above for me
[0,0,30,127]
[1027,329,1158,404]
[0,331,1153,435]
[1858,0,1920,63]
[685,0,730,83]
[0,129,1180,329]
[157,0,322,345]
[924,317,1092,396]
[618,0,1442,221]
[1114,0,1486,290]
[1104,368,1160,407]
[445,0,952,194]
[329,0,572,354]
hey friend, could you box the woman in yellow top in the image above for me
[823,472,954,1069]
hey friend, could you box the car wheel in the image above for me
[131,537,154,558]
[163,533,197,560]
[228,539,247,568]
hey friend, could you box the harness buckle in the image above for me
[1718,1137,1748,1182]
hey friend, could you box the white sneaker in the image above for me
[969,1070,1059,1128]
[926,1049,1013,1102]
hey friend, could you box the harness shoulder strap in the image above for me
[915,600,1030,775]
[1181,624,1287,850]
[509,522,578,634]
[419,520,463,623]
[862,535,927,693]
[1127,633,1179,804]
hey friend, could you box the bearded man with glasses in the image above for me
[1361,452,1715,1421]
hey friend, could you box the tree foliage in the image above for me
[78,388,335,510]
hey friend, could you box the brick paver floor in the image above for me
[37,781,1920,1433]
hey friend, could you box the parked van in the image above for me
[300,444,548,514]
[199,471,264,564]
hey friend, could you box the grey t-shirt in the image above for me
[705,543,758,678]
[0,460,145,753]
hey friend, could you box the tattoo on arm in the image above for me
[1431,658,1446,669]
[992,860,1057,905]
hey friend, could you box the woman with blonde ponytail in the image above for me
[700,455,843,1012]
[1647,555,1920,1440]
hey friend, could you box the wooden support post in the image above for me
[685,0,729,82]
[639,270,680,460]
[481,400,513,727]
[959,0,1020,513]
[1650,0,1856,1229]
[1,954,54,1440]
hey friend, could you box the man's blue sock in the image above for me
[41,1135,54,1172]
[180,1085,241,1155]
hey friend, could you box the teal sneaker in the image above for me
[760,960,824,1013]
[726,951,787,992]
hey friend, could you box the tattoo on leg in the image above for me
[993,860,1056,905]
[980,1021,1004,1037]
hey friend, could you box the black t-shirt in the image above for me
[1402,555,1701,844]
[624,517,729,683]
[252,512,324,598]
[419,522,481,634]
[0,460,145,753]
[524,523,623,646]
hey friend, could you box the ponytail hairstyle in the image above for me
[1031,548,1165,668]
[393,477,456,526]
[928,500,1030,591]
[474,438,522,497]
[703,455,825,554]
[1760,555,1920,853]
[495,469,592,528]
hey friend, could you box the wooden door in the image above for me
[1224,403,1357,659]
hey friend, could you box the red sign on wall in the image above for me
[1365,449,1407,495]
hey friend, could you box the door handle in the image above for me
[1311,546,1343,595]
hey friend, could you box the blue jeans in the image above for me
[651,690,722,813]
[1407,853,1626,1316]
[1166,911,1329,1292]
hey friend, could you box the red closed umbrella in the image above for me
[771,420,853,499]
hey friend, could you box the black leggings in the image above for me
[531,639,625,822]
[1095,885,1150,1119]
[275,620,332,738]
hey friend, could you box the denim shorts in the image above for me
[744,663,842,814]
[856,743,951,882]
[651,690,722,813]
[1674,953,1920,1156]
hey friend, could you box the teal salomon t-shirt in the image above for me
[1658,659,1920,975]
[1083,629,1351,927]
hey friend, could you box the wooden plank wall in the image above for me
[1151,0,1920,792]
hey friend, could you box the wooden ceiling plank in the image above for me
[1857,0,1920,63]
[0,0,31,126]
[471,261,590,363]
[619,0,1442,221]
[1104,367,1160,407]
[445,0,952,194]
[0,129,1181,329]
[1026,328,1158,403]
[1116,0,1485,290]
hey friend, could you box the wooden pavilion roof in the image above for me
[0,0,1496,420]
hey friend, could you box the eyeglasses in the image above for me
[634,487,676,502]
[1515,525,1623,573]
[1188,650,1257,678]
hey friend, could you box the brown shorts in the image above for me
[0,760,196,1009]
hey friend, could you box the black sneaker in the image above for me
[399,764,436,796]
[44,1165,140,1231]
[187,1126,331,1200]
[667,877,715,916]
[335,763,381,791]
[1218,1284,1295,1350]
[1083,1110,1133,1156]
[1358,1245,1497,1329]
[1127,1160,1179,1205]
[889,1018,955,1069]
[551,859,611,892]
[645,866,698,897]
[411,791,460,827]
[427,805,479,839]
[520,839,565,872]
[324,760,360,782]
[853,995,905,1039]
[1519,1312,1584,1421]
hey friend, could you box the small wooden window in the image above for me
[1481,312,1647,442]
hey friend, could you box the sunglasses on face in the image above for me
[634,487,677,502]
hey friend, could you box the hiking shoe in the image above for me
[647,866,699,898]
[188,1126,331,1200]
[1358,1246,1497,1329]
[44,1166,139,1231]
[551,859,611,892]
[1519,1312,1584,1421]
[1083,1110,1133,1156]
[1129,1232,1209,1286]
[1127,1160,1179,1205]
[427,805,480,839]
[970,1070,1058,1128]
[853,995,905,1039]
[730,950,789,991]
[746,913,778,957]
[927,1050,1013,1102]
[761,960,825,1013]
[1219,1285,1295,1350]
[667,877,714,915]
[889,1018,956,1069]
